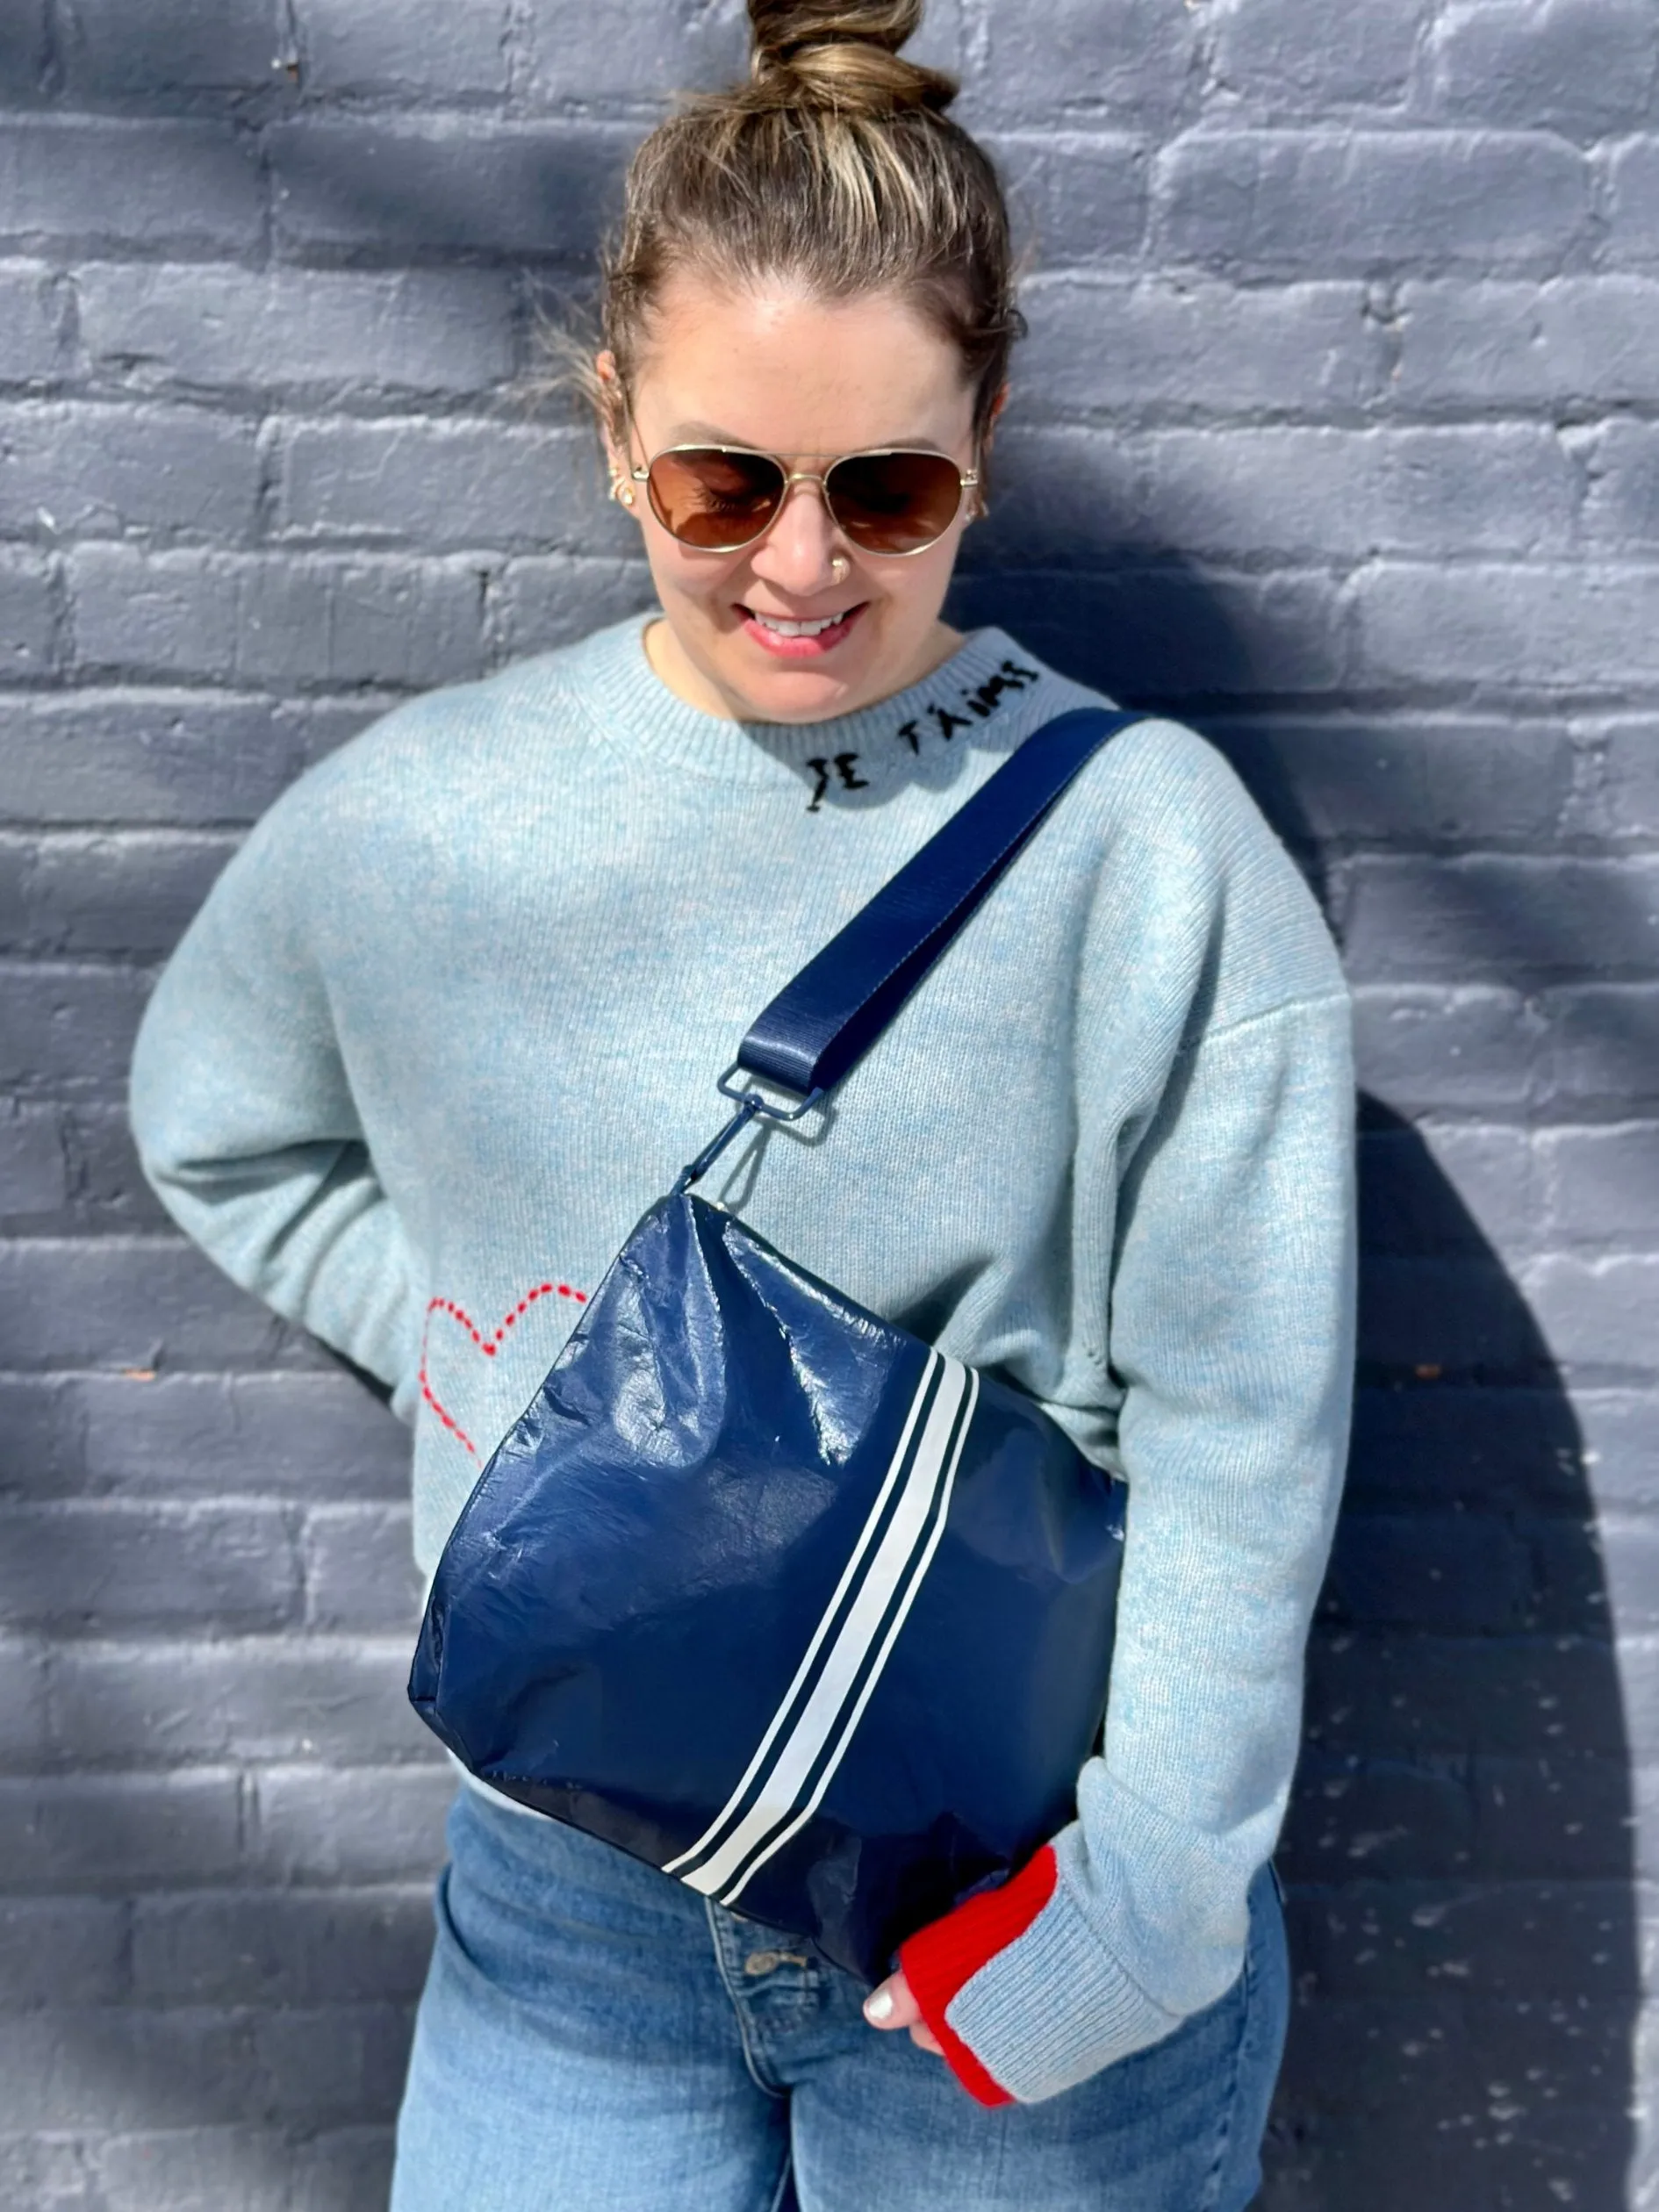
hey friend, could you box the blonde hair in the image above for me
[592,0,1022,443]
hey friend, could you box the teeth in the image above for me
[751,610,849,636]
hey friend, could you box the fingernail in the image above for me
[864,1986,894,2023]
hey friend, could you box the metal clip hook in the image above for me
[672,1067,824,1197]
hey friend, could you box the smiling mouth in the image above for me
[743,605,862,637]
[738,601,869,657]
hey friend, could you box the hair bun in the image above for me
[748,0,957,115]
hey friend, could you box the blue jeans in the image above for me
[391,1787,1288,2212]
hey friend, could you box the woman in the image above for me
[129,3,1355,2206]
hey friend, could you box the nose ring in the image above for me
[830,554,851,585]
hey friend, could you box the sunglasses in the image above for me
[629,443,979,557]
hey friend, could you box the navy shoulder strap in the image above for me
[674,706,1143,1192]
[739,706,1143,1099]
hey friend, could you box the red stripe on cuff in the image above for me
[898,1842,1059,2108]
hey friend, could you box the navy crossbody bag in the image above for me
[410,706,1145,1985]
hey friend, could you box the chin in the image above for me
[733,669,873,722]
[707,628,895,723]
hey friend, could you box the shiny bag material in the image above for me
[409,707,1143,1984]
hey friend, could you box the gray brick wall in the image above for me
[1,1,1654,2204]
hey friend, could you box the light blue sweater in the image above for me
[129,615,1355,2102]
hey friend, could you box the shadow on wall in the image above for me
[1282,1105,1635,2211]
[949,495,1640,2208]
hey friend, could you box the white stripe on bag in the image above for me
[673,1356,973,1901]
[717,1365,979,1910]
[663,1348,944,1882]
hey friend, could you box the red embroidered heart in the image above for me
[420,1280,588,1457]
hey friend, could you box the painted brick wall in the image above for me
[2,2,1655,2205]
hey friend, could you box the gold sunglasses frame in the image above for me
[628,442,981,558]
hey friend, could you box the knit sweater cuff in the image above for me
[899,1845,1059,2105]
[900,1844,1189,2106]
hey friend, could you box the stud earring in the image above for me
[830,554,851,585]
[609,471,636,508]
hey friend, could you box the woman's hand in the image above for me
[862,1967,944,2057]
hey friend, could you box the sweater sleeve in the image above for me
[128,793,423,1404]
[901,987,1355,2104]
